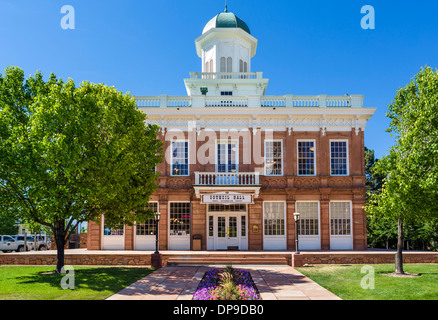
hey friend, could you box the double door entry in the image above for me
[208,213,248,250]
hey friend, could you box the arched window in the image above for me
[209,59,214,73]
[220,57,226,72]
[205,61,209,73]
[244,61,248,72]
[239,59,243,72]
[227,57,232,72]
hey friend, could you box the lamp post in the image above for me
[154,211,161,254]
[293,212,301,254]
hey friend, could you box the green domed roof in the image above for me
[202,12,251,35]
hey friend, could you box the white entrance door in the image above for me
[215,215,240,250]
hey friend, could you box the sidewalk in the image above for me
[106,266,341,300]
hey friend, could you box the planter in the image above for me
[193,267,261,300]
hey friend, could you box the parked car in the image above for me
[1,235,19,253]
[29,235,50,250]
[9,235,35,252]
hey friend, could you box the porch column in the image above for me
[87,220,101,250]
[353,198,367,250]
[191,199,206,250]
[320,199,330,250]
[249,199,263,250]
[158,199,168,250]
[124,225,134,250]
[286,199,296,251]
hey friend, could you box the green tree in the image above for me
[0,67,162,272]
[366,67,438,274]
[0,212,18,234]
[364,146,384,199]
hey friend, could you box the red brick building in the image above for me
[87,10,375,252]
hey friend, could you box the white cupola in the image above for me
[184,8,269,97]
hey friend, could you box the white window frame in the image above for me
[215,139,239,173]
[170,140,189,177]
[264,139,283,176]
[135,202,159,236]
[263,201,287,250]
[101,215,125,250]
[297,139,317,176]
[329,139,349,176]
[329,200,353,250]
[295,201,320,236]
[134,202,159,250]
[168,201,191,250]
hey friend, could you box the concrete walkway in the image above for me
[107,266,341,300]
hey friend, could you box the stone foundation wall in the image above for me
[298,252,438,266]
[0,253,151,266]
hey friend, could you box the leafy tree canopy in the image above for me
[0,67,162,270]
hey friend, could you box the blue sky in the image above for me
[1,0,437,159]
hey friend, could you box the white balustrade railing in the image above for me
[195,172,260,186]
[167,96,192,107]
[205,97,248,107]
[135,95,361,108]
[326,96,351,107]
[190,72,259,80]
[261,96,286,107]
[291,96,320,107]
[136,96,161,107]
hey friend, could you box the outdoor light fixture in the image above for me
[293,212,301,254]
[155,211,161,254]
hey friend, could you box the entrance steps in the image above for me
[163,252,292,266]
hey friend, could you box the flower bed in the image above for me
[192,267,261,300]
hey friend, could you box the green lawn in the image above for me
[0,265,155,300]
[296,264,438,300]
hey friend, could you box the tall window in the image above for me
[297,140,316,175]
[265,140,283,176]
[263,202,285,236]
[330,140,348,175]
[330,202,351,235]
[136,202,158,236]
[169,203,191,236]
[227,57,232,72]
[295,202,319,236]
[205,61,209,73]
[217,140,238,173]
[171,141,189,176]
[220,57,226,72]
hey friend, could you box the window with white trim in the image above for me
[217,140,238,173]
[330,202,351,235]
[136,202,158,236]
[330,140,348,175]
[171,141,189,176]
[104,224,124,236]
[295,202,319,236]
[263,202,285,236]
[297,140,316,175]
[265,140,283,176]
[169,203,191,236]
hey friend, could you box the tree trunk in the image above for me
[395,217,404,274]
[54,220,66,274]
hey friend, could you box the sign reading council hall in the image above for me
[202,193,254,204]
